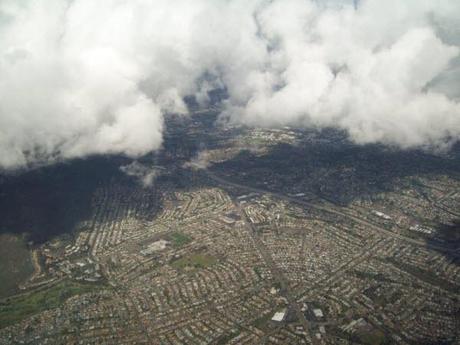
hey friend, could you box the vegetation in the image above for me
[215,328,241,345]
[0,234,34,298]
[253,266,262,279]
[252,312,273,329]
[168,232,192,248]
[357,329,386,345]
[0,280,101,328]
[171,253,217,270]
[353,270,394,283]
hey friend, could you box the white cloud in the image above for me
[120,161,160,187]
[221,0,460,149]
[0,0,459,169]
[0,0,205,169]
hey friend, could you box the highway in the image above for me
[232,196,316,344]
[204,169,459,343]
[206,170,459,258]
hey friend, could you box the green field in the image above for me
[0,234,34,298]
[172,253,217,270]
[215,328,241,345]
[357,330,386,345]
[252,311,273,330]
[168,232,192,247]
[0,280,100,328]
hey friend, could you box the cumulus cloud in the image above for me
[0,0,459,169]
[221,0,460,149]
[0,0,202,169]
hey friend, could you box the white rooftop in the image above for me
[271,310,286,322]
[313,308,324,318]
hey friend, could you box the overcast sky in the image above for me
[0,0,459,169]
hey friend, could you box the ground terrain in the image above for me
[0,109,459,344]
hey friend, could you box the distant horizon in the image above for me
[0,0,459,170]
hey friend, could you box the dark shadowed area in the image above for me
[212,134,460,205]
[0,157,130,244]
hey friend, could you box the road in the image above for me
[206,170,459,257]
[233,199,316,344]
[205,169,459,343]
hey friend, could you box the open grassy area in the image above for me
[252,311,273,330]
[357,330,386,345]
[215,328,241,345]
[171,253,217,270]
[168,232,192,248]
[0,280,101,328]
[0,234,34,298]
